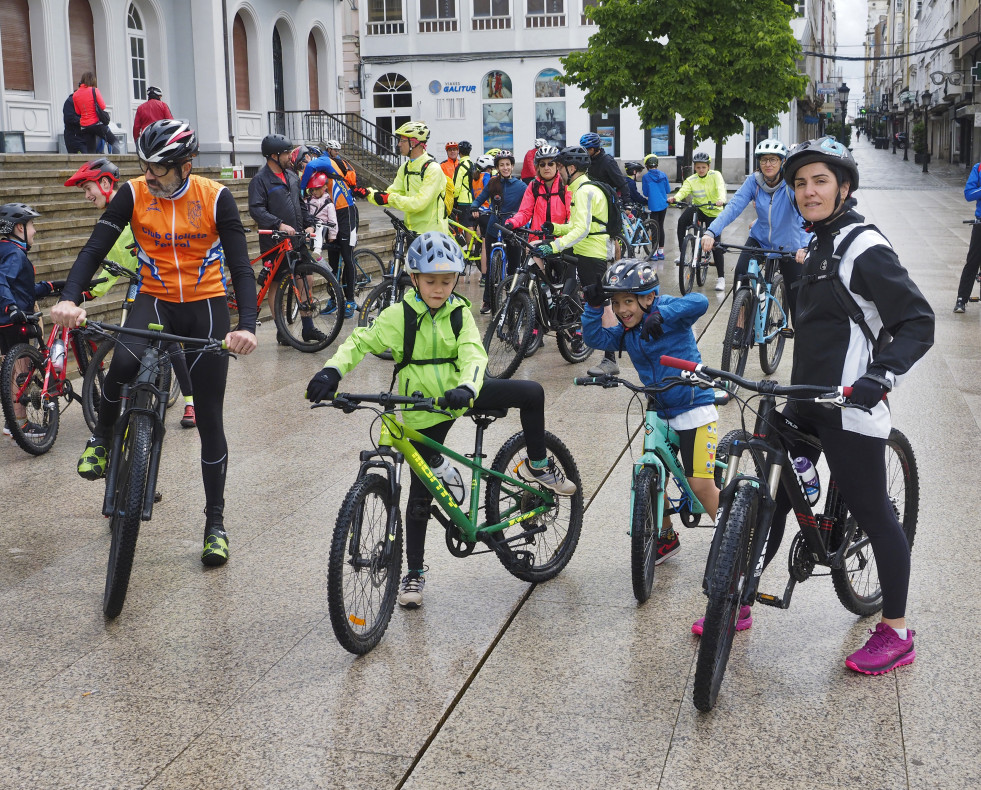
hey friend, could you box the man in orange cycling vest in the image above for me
[52,120,258,568]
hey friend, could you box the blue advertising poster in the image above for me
[597,126,615,155]
[483,103,514,151]
[650,125,669,156]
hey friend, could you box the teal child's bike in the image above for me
[319,391,584,654]
[575,373,729,602]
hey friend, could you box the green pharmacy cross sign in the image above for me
[972,62,981,83]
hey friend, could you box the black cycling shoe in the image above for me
[302,326,327,343]
[201,504,229,567]
[954,298,966,314]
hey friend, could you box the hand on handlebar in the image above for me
[51,300,86,329]
[847,376,888,409]
[224,329,257,355]
[795,248,807,264]
[534,243,554,258]
[307,368,341,403]
[540,221,555,236]
[701,234,715,254]
[441,386,474,410]
[279,223,297,235]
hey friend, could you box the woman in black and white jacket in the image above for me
[769,137,934,675]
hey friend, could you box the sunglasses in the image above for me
[537,160,557,167]
[138,160,174,178]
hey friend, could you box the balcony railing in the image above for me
[526,12,565,27]
[472,14,512,29]
[367,20,406,34]
[419,18,458,31]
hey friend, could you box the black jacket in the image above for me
[63,94,85,154]
[247,165,312,253]
[791,206,934,437]
[587,151,628,195]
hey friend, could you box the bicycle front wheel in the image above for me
[0,343,59,455]
[630,467,661,603]
[679,235,696,294]
[488,248,508,314]
[611,234,631,260]
[353,248,385,296]
[759,274,787,375]
[81,339,111,433]
[358,278,403,361]
[830,428,919,616]
[104,412,154,618]
[643,218,660,256]
[484,430,584,583]
[721,289,753,386]
[327,473,403,655]
[483,290,535,379]
[693,483,757,712]
[273,261,344,352]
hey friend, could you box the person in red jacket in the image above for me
[520,138,547,183]
[506,145,570,248]
[133,86,173,141]
[72,73,116,154]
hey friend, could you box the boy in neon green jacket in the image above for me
[307,231,576,608]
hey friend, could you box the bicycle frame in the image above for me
[623,207,652,250]
[743,256,788,345]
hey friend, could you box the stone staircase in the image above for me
[0,153,395,323]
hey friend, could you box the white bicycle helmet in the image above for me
[534,138,547,148]
[475,154,495,171]
[325,139,342,150]
[754,139,788,159]
[407,232,466,274]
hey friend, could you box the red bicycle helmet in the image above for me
[308,172,328,190]
[64,158,119,188]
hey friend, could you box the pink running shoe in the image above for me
[845,623,916,675]
[691,605,752,636]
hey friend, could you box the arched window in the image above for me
[69,0,97,86]
[272,27,285,117]
[534,68,566,148]
[307,32,320,110]
[373,73,412,109]
[233,13,250,110]
[0,0,35,92]
[127,4,147,101]
[481,71,513,151]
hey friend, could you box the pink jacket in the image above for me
[306,194,337,240]
[505,177,572,242]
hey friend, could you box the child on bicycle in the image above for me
[306,231,577,609]
[304,172,338,263]
[581,258,719,565]
[666,152,727,291]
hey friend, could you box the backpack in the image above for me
[584,179,622,238]
[530,179,567,226]
[453,158,477,204]
[390,298,464,388]
[797,224,889,354]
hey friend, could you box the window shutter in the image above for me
[0,0,35,91]
[308,34,319,110]
[69,0,97,86]
[233,14,251,111]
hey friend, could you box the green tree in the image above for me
[562,0,808,162]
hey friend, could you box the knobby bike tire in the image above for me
[721,289,753,388]
[631,221,653,260]
[759,274,787,375]
[103,412,154,618]
[631,466,661,603]
[327,473,403,654]
[0,343,59,455]
[693,483,757,712]
[484,430,584,583]
[612,234,631,260]
[644,218,661,256]
[358,278,403,361]
[488,248,508,314]
[482,290,535,379]
[352,248,385,296]
[679,235,696,295]
[714,429,763,491]
[81,339,111,433]
[830,428,919,616]
[556,319,594,365]
[160,353,179,409]
[273,260,344,352]
[696,234,711,287]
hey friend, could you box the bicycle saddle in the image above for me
[465,406,508,419]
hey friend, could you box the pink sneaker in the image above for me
[691,605,752,636]
[845,622,916,675]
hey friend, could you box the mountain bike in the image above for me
[482,224,593,378]
[82,319,230,619]
[235,230,344,352]
[450,206,483,269]
[0,312,103,455]
[319,390,584,654]
[574,373,728,602]
[357,209,417,360]
[315,225,386,304]
[659,355,918,712]
[480,201,519,313]
[621,204,658,260]
[674,202,716,294]
[715,243,792,385]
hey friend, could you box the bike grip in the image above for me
[659,355,697,372]
[258,229,273,235]
[573,376,598,385]
[842,386,852,398]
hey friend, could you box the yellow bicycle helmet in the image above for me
[394,121,430,143]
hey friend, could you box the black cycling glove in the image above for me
[847,376,888,409]
[306,368,341,403]
[582,284,607,308]
[442,387,473,410]
[640,310,664,341]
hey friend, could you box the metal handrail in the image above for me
[266,110,401,173]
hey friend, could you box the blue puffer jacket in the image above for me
[0,238,53,324]
[707,173,809,254]
[581,292,716,419]
[641,168,670,211]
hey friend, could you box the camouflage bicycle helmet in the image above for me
[783,136,859,192]
[534,138,547,148]
[555,146,591,170]
[137,119,198,165]
[0,203,40,236]
[602,258,660,296]
[407,232,465,274]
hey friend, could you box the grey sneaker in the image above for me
[516,457,578,496]
[397,571,426,608]
[954,298,966,314]
[587,356,619,376]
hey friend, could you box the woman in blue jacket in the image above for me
[641,154,670,260]
[701,139,808,318]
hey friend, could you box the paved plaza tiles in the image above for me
[1,138,978,788]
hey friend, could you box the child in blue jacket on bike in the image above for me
[581,257,719,565]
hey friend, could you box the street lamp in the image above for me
[920,89,932,173]
[901,92,912,161]
[837,82,850,137]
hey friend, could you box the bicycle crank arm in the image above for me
[755,576,798,609]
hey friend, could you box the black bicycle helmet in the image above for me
[624,161,644,176]
[261,133,293,158]
[602,258,660,296]
[555,146,591,170]
[137,119,198,164]
[458,140,473,155]
[783,136,859,192]
[0,203,40,236]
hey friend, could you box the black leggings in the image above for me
[956,222,981,301]
[94,294,231,508]
[732,237,802,322]
[562,254,614,362]
[677,206,724,276]
[764,410,911,620]
[327,205,356,302]
[651,208,666,248]
[404,378,547,570]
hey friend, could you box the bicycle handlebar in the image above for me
[713,242,794,258]
[81,319,228,351]
[321,390,453,412]
[490,222,578,265]
[573,374,687,395]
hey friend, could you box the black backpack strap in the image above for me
[390,299,464,390]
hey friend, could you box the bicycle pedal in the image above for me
[970,297,981,303]
[778,328,795,339]
[756,592,789,609]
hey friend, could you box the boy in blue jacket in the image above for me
[955,161,981,312]
[582,258,718,563]
[641,155,669,260]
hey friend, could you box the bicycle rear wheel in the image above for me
[488,248,508,314]
[353,248,385,296]
[0,343,59,455]
[679,235,696,294]
[632,224,653,260]
[830,428,919,616]
[611,234,631,260]
[483,290,535,379]
[556,319,594,364]
[104,412,154,618]
[693,483,757,712]
[358,278,403,361]
[631,467,661,603]
[273,260,344,352]
[81,339,111,433]
[759,274,787,375]
[721,289,753,386]
[643,218,660,256]
[327,473,403,654]
[484,430,584,583]
[696,244,711,287]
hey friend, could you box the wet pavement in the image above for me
[1,134,978,788]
